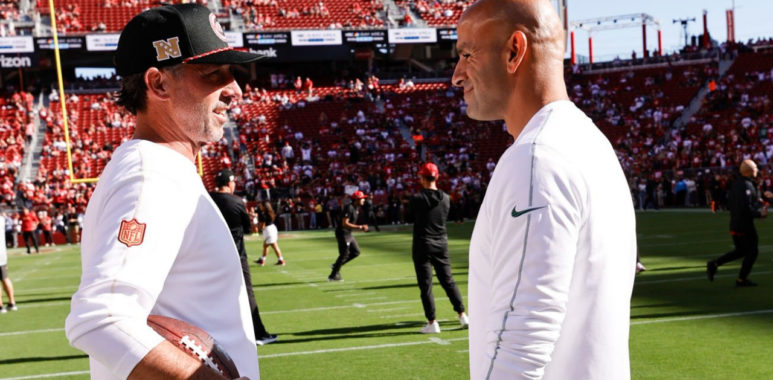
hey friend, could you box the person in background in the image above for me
[210,169,278,346]
[328,191,369,282]
[65,204,80,244]
[39,210,55,247]
[407,163,468,334]
[255,201,285,266]
[0,215,17,313]
[20,208,39,254]
[706,159,768,287]
[4,212,15,248]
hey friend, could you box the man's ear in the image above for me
[506,30,528,74]
[144,68,171,102]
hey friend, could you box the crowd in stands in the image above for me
[227,76,491,230]
[396,0,474,26]
[226,0,384,30]
[37,0,200,33]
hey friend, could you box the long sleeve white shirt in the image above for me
[65,140,259,379]
[469,101,636,380]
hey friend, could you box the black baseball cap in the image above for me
[115,4,263,76]
[215,169,235,187]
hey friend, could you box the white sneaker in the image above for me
[420,321,441,334]
[459,313,469,328]
[0,306,6,314]
[9,304,17,311]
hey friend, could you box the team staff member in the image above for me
[211,169,278,346]
[65,4,263,379]
[328,191,369,282]
[707,159,768,286]
[407,163,468,334]
[453,0,637,378]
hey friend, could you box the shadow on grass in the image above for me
[631,303,676,309]
[16,296,73,305]
[268,320,470,344]
[294,322,421,336]
[0,354,87,365]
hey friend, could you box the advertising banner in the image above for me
[290,30,342,46]
[388,28,437,44]
[86,34,120,51]
[0,36,34,53]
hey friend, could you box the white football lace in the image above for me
[180,335,223,374]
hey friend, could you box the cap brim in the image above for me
[187,48,266,65]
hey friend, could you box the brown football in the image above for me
[147,314,240,379]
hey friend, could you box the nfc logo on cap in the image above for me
[153,37,182,61]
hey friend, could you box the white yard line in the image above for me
[259,337,468,358]
[262,297,467,315]
[335,292,377,298]
[11,301,71,309]
[0,328,64,337]
[254,276,415,292]
[366,306,410,313]
[380,313,425,319]
[0,371,89,380]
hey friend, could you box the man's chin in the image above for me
[465,108,500,122]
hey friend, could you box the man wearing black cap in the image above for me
[210,169,278,346]
[328,191,369,281]
[65,4,263,379]
[407,163,467,334]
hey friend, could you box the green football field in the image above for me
[1,210,772,379]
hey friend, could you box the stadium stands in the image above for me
[395,0,473,26]
[228,0,385,30]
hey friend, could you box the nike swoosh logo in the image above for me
[511,205,546,218]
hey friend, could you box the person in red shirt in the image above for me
[39,210,55,247]
[20,208,39,254]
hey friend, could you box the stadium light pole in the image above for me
[673,18,696,49]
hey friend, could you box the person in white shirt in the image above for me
[0,215,18,313]
[452,0,637,379]
[64,4,263,379]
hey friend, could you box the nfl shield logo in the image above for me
[118,219,146,247]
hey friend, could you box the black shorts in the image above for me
[0,265,7,280]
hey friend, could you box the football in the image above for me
[147,315,240,379]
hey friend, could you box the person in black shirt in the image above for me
[361,197,380,232]
[255,200,285,266]
[707,160,768,287]
[328,191,369,281]
[210,169,278,345]
[407,163,467,333]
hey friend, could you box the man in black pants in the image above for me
[707,160,768,287]
[362,197,380,232]
[328,191,369,281]
[407,163,467,333]
[210,169,278,345]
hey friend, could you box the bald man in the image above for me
[707,159,768,287]
[453,0,637,379]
